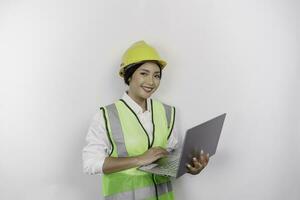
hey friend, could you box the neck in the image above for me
[127,91,147,112]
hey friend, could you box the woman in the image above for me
[82,41,209,200]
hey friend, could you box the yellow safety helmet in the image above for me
[119,40,167,77]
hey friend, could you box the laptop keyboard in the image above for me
[138,152,182,177]
[154,158,179,176]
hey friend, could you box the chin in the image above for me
[139,92,152,99]
[140,94,151,99]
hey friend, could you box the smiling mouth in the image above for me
[142,86,154,93]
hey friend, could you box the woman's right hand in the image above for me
[137,147,169,166]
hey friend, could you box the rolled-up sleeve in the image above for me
[82,110,111,175]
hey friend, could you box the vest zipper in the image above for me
[150,99,155,148]
[152,174,159,200]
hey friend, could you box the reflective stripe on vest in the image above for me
[105,103,128,157]
[101,99,175,200]
[161,103,175,140]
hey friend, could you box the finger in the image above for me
[192,157,203,169]
[205,153,210,163]
[160,152,168,157]
[186,163,200,174]
[200,149,204,155]
[199,153,206,165]
[155,148,168,156]
[155,147,169,154]
[197,149,204,160]
[201,153,209,167]
[156,152,168,159]
[186,163,196,171]
[160,149,169,155]
[152,147,162,154]
[161,148,169,154]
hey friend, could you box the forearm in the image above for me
[102,156,142,174]
[102,147,169,174]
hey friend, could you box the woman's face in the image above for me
[128,62,161,101]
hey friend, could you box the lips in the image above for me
[142,86,154,93]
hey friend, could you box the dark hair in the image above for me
[123,61,162,85]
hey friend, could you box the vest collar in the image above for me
[122,92,151,115]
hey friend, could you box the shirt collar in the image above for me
[121,91,151,114]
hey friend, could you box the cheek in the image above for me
[154,79,161,87]
[133,74,143,81]
[130,76,142,86]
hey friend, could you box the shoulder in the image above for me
[92,101,117,121]
[90,102,118,130]
[99,101,119,111]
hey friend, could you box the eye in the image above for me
[140,72,147,76]
[155,74,161,79]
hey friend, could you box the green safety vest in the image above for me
[100,99,176,200]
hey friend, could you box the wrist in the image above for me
[135,155,144,166]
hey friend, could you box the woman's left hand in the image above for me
[186,150,209,175]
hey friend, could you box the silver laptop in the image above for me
[138,113,226,178]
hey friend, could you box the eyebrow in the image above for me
[139,68,160,74]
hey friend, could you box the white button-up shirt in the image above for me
[82,92,179,175]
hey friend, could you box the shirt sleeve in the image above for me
[166,107,181,151]
[82,109,112,175]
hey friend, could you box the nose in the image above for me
[146,76,154,86]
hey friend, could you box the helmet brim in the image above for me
[119,60,167,77]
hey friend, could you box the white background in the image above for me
[1,0,299,199]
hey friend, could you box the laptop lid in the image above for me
[176,113,226,178]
